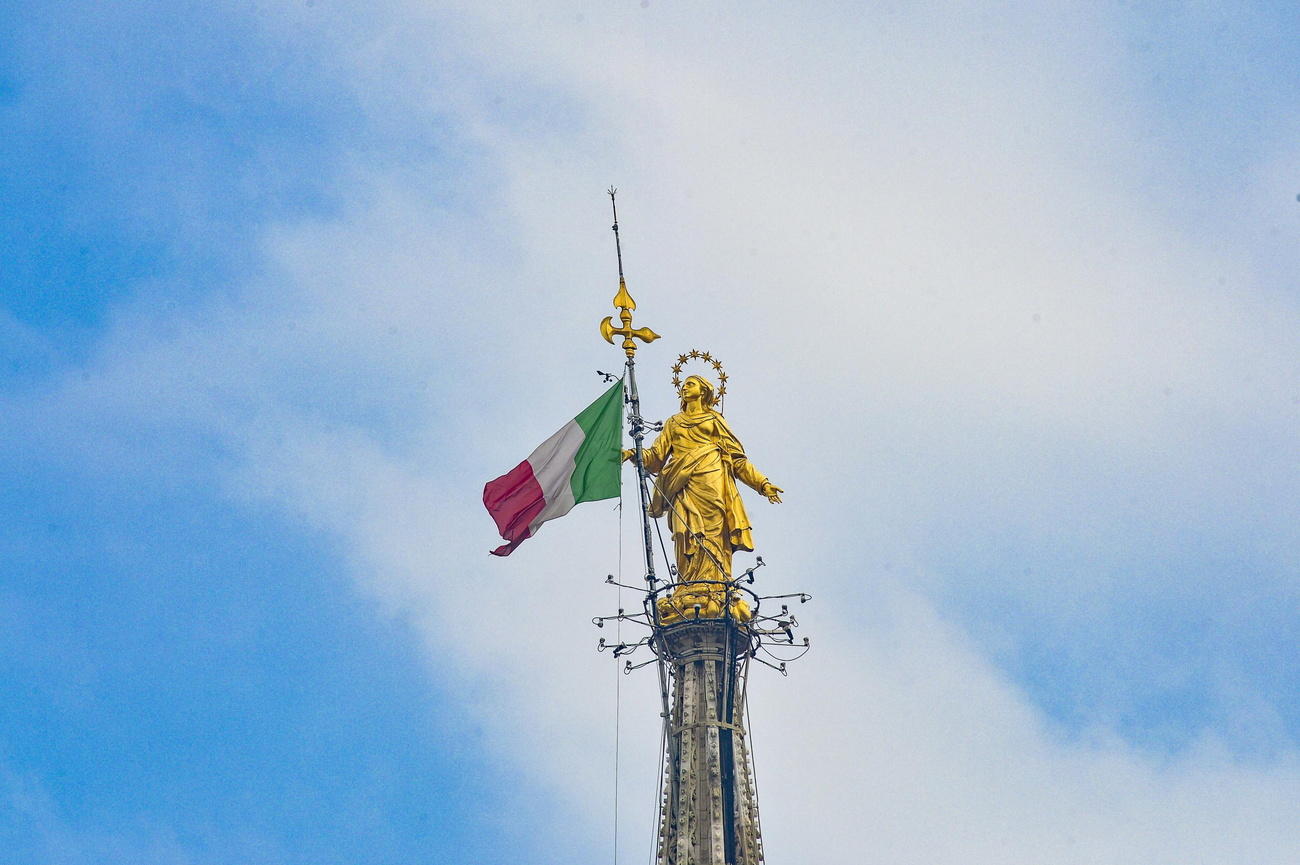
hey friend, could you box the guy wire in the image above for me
[651,503,674,580]
[640,433,673,864]
[739,652,765,852]
[614,458,625,865]
[648,700,668,865]
[645,470,730,582]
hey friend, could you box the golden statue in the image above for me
[625,374,782,623]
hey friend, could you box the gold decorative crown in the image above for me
[671,349,728,412]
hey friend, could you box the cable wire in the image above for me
[613,470,625,865]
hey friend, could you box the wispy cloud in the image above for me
[4,1,1297,862]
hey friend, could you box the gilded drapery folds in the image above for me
[635,375,781,623]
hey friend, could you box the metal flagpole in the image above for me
[603,187,661,590]
[597,192,676,864]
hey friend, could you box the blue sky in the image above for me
[2,2,1298,863]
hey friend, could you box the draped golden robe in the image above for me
[641,408,772,583]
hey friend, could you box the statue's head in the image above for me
[678,375,717,411]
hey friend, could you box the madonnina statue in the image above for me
[624,374,782,621]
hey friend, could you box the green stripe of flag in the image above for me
[571,378,624,504]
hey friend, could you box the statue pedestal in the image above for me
[655,620,763,865]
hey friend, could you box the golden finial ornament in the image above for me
[598,188,660,357]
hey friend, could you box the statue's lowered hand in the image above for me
[764,483,784,504]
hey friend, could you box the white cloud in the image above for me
[17,0,1299,861]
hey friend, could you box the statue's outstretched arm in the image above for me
[733,455,783,503]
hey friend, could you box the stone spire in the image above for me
[598,576,807,865]
[654,619,764,865]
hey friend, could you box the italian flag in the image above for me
[483,379,624,556]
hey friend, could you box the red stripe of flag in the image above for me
[482,460,545,556]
